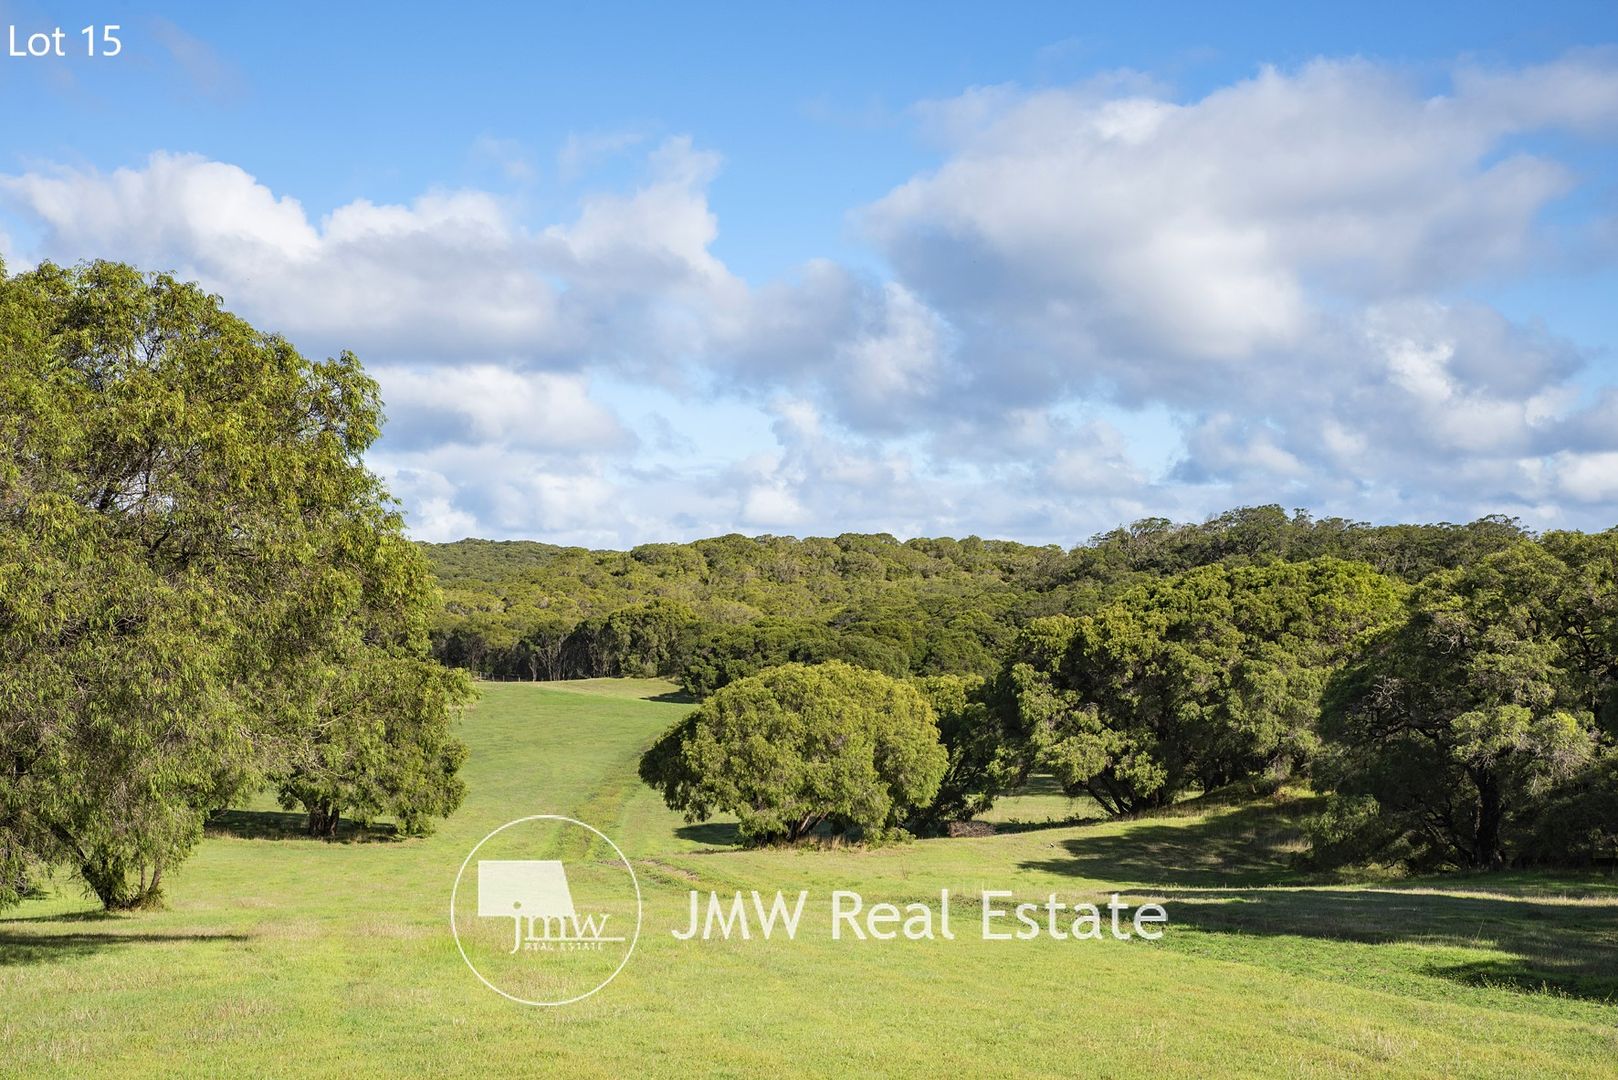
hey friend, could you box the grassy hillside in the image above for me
[3,681,1615,1078]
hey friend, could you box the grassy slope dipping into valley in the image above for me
[3,681,1616,1078]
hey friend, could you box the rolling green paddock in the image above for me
[3,680,1615,1078]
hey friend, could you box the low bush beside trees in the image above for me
[639,661,947,844]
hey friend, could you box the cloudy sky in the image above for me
[4,2,1618,545]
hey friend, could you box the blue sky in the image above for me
[4,2,1618,544]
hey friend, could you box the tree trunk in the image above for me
[1474,773,1505,869]
[306,802,342,840]
[1086,778,1129,817]
[787,813,822,843]
[80,855,164,910]
[80,859,128,909]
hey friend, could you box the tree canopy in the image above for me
[0,260,467,908]
[1314,535,1618,869]
[639,661,947,844]
[968,559,1408,817]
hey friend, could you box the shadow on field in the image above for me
[1161,887,1618,1003]
[644,689,697,705]
[205,809,398,843]
[676,821,742,847]
[991,814,1106,835]
[1021,799,1316,888]
[0,929,251,966]
[1021,799,1618,1002]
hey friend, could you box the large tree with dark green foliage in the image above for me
[0,260,467,908]
[639,661,947,843]
[974,558,1406,817]
[1313,535,1617,869]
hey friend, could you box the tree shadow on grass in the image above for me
[1020,798,1320,888]
[1162,887,1618,1003]
[204,809,398,843]
[675,821,742,848]
[1020,798,1618,1002]
[991,814,1107,835]
[0,929,251,966]
[644,689,697,705]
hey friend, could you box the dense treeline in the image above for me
[425,508,1530,695]
[434,502,1614,871]
[968,558,1408,817]
[636,531,1617,871]
[933,534,1617,867]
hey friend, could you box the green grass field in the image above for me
[3,680,1617,1078]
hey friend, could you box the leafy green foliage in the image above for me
[276,654,473,839]
[0,260,467,907]
[423,508,1527,695]
[639,661,947,843]
[911,673,1027,831]
[980,559,1407,817]
[1530,756,1618,865]
[1315,535,1618,869]
[678,617,911,697]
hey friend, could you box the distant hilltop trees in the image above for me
[422,507,1531,694]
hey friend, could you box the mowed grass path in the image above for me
[3,681,1616,1078]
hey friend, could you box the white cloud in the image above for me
[557,130,647,182]
[863,58,1615,398]
[4,54,1618,544]
[1046,422,1152,494]
[850,54,1618,527]
[1554,451,1618,503]
[741,484,810,529]
[3,152,319,263]
[372,442,628,546]
[377,464,480,543]
[374,366,628,451]
[0,140,736,367]
[0,152,556,359]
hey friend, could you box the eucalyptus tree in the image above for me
[0,260,467,907]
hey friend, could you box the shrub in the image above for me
[639,661,947,843]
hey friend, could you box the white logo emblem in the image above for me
[478,859,627,952]
[451,816,641,1005]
